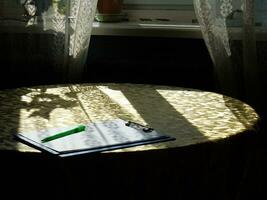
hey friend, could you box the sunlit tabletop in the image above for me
[0,83,259,153]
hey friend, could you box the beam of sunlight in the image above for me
[97,86,146,124]
[156,88,259,139]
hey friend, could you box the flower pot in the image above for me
[97,0,123,14]
[95,0,126,22]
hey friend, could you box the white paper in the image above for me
[18,119,170,153]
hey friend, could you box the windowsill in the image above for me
[92,9,202,38]
[91,9,267,40]
[0,18,201,38]
[92,21,202,38]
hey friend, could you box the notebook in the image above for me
[14,119,175,157]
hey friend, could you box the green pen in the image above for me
[41,125,86,143]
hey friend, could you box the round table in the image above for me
[0,83,260,199]
[0,83,259,152]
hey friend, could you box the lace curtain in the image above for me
[193,0,266,115]
[0,0,98,83]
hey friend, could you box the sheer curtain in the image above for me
[0,0,98,83]
[193,0,266,116]
[193,1,266,198]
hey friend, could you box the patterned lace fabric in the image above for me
[193,0,264,111]
[0,84,259,152]
[193,0,244,58]
[0,0,97,81]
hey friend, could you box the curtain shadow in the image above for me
[0,86,79,150]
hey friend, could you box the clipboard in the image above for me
[14,119,176,157]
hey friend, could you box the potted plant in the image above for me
[95,0,125,22]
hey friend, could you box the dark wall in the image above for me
[85,36,215,92]
[0,35,215,92]
[0,33,58,89]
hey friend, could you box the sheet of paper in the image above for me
[18,119,168,153]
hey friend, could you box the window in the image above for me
[93,0,199,38]
[255,0,267,26]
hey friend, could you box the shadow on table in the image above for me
[106,84,206,141]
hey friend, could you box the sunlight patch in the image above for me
[97,86,146,124]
